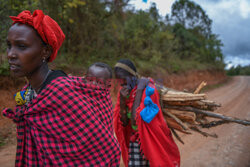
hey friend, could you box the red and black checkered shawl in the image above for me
[2,73,121,166]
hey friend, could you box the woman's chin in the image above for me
[10,71,25,78]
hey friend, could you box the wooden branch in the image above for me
[200,120,230,128]
[164,117,191,134]
[195,115,209,124]
[200,100,221,107]
[164,100,220,111]
[163,109,189,130]
[190,127,218,138]
[170,127,185,144]
[162,90,206,101]
[162,97,206,101]
[194,81,207,94]
[165,106,250,126]
[167,109,196,124]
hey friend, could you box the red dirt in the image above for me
[159,69,227,91]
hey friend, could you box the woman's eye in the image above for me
[6,42,11,49]
[18,44,27,50]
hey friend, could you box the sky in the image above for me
[129,0,250,68]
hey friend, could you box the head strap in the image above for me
[115,62,139,77]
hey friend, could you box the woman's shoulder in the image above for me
[48,75,78,89]
[39,70,71,93]
[147,78,156,88]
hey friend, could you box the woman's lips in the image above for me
[9,64,20,72]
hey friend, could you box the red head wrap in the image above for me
[10,10,65,62]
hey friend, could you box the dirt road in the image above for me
[0,76,249,167]
[178,76,250,167]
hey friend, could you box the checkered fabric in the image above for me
[2,75,120,166]
[128,142,149,167]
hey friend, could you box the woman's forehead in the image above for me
[8,24,40,42]
[115,70,128,78]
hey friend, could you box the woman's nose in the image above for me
[7,47,17,59]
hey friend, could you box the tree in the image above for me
[171,0,212,37]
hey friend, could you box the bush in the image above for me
[0,60,10,76]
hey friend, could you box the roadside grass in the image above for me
[50,52,225,77]
[0,53,10,76]
[202,77,232,93]
[0,136,5,148]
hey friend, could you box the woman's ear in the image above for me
[42,45,53,62]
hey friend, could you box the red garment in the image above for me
[2,76,120,166]
[114,80,180,167]
[10,10,65,62]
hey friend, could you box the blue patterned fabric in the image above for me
[140,86,159,123]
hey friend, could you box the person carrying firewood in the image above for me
[113,59,180,167]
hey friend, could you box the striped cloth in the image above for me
[128,142,149,167]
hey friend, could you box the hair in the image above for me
[114,59,137,77]
[89,62,113,78]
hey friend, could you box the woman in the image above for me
[114,59,180,167]
[2,10,120,166]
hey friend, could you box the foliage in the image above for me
[227,65,250,76]
[0,60,10,76]
[0,0,225,75]
[0,136,5,147]
[171,0,212,36]
[170,0,224,66]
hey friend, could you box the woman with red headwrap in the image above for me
[2,10,120,166]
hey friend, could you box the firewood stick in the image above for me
[164,100,220,111]
[200,100,221,107]
[165,117,191,134]
[162,97,205,101]
[161,98,190,133]
[163,93,206,97]
[164,100,221,107]
[165,106,250,126]
[190,127,218,138]
[200,120,230,128]
[168,110,196,124]
[170,127,185,144]
[163,109,189,130]
[194,81,207,94]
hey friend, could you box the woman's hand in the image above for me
[120,86,130,99]
[119,86,130,126]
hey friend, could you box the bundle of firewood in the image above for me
[157,82,250,144]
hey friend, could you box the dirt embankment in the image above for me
[156,69,227,91]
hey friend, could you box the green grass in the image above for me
[0,136,5,147]
[0,59,10,76]
[201,77,231,93]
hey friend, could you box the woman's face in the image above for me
[115,70,128,87]
[6,24,45,77]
